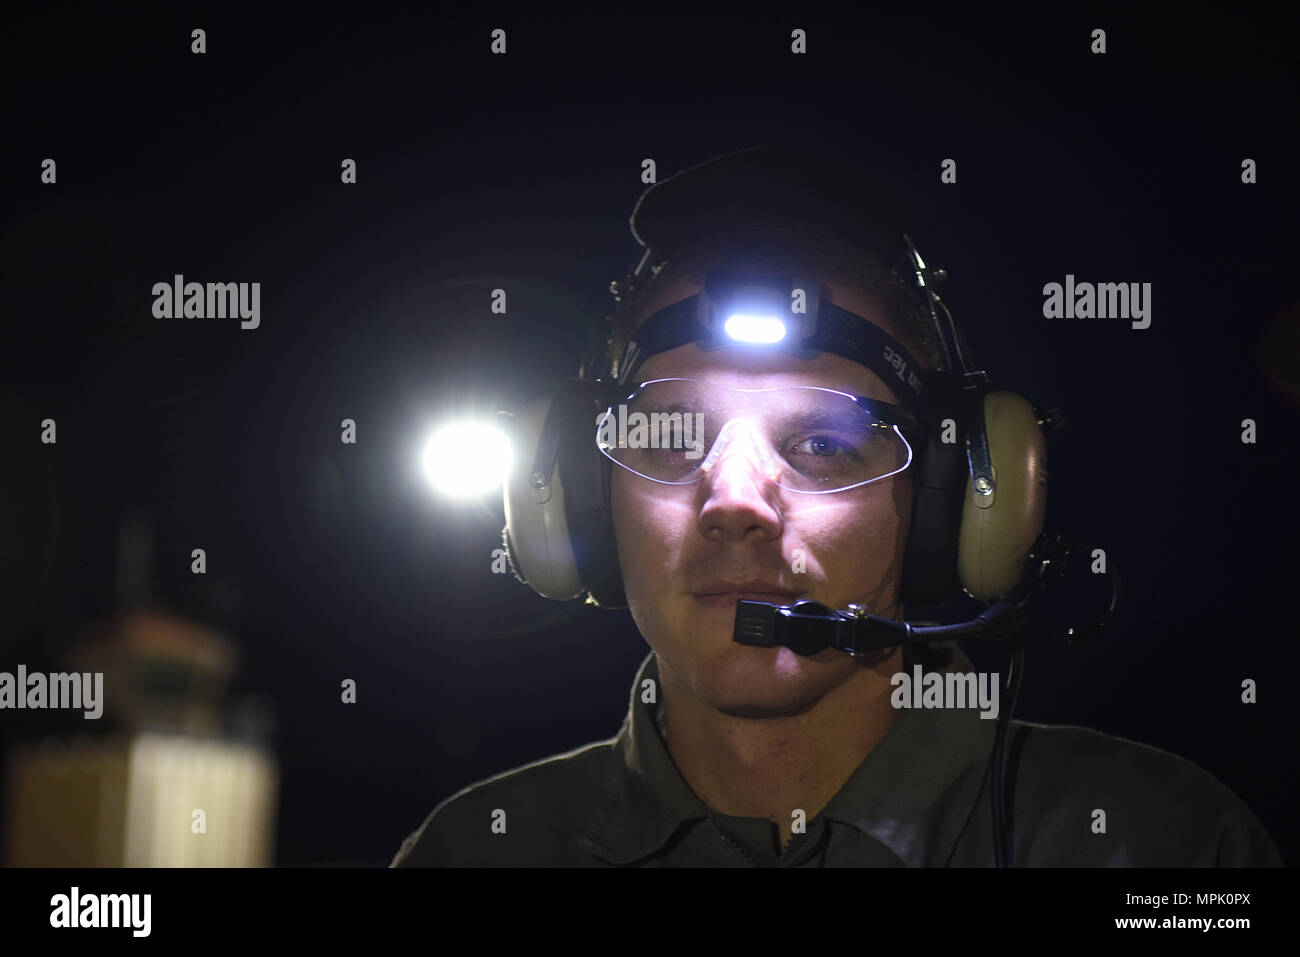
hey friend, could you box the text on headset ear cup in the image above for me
[957,390,1048,601]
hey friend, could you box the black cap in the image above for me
[629,146,907,267]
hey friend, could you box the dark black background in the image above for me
[1,4,1296,866]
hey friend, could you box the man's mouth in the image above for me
[691,581,803,609]
[693,592,802,608]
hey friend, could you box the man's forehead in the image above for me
[634,345,900,403]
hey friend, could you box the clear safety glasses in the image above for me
[595,377,920,494]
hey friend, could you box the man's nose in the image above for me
[696,429,784,542]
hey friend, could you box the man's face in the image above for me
[610,275,915,718]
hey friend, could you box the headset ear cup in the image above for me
[957,391,1048,600]
[573,465,626,609]
[501,393,586,600]
[900,387,968,608]
[555,384,626,609]
[500,524,529,587]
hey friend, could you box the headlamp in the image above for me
[618,269,928,413]
[702,271,819,354]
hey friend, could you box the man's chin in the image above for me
[692,641,844,715]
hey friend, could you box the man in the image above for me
[392,148,1282,867]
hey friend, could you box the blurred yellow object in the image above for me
[4,731,277,867]
[66,610,238,734]
[3,609,278,866]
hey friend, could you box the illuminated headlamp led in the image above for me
[723,313,787,343]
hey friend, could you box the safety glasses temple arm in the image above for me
[854,396,922,432]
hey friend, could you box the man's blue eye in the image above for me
[789,435,852,458]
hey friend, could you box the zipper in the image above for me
[709,818,758,866]
[780,820,828,867]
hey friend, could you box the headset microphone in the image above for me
[732,532,1119,658]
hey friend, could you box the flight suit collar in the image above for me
[579,650,993,866]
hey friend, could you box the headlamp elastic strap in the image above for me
[622,286,928,412]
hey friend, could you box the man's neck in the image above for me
[657,647,903,853]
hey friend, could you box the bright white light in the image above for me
[421,421,513,498]
[724,313,787,344]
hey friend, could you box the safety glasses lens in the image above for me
[595,379,911,492]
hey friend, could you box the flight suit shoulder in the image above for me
[391,738,615,867]
[1008,721,1281,866]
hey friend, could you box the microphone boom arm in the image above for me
[731,532,1108,657]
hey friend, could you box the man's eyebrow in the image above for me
[777,401,883,428]
[626,390,700,411]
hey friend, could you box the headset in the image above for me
[494,148,1118,867]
